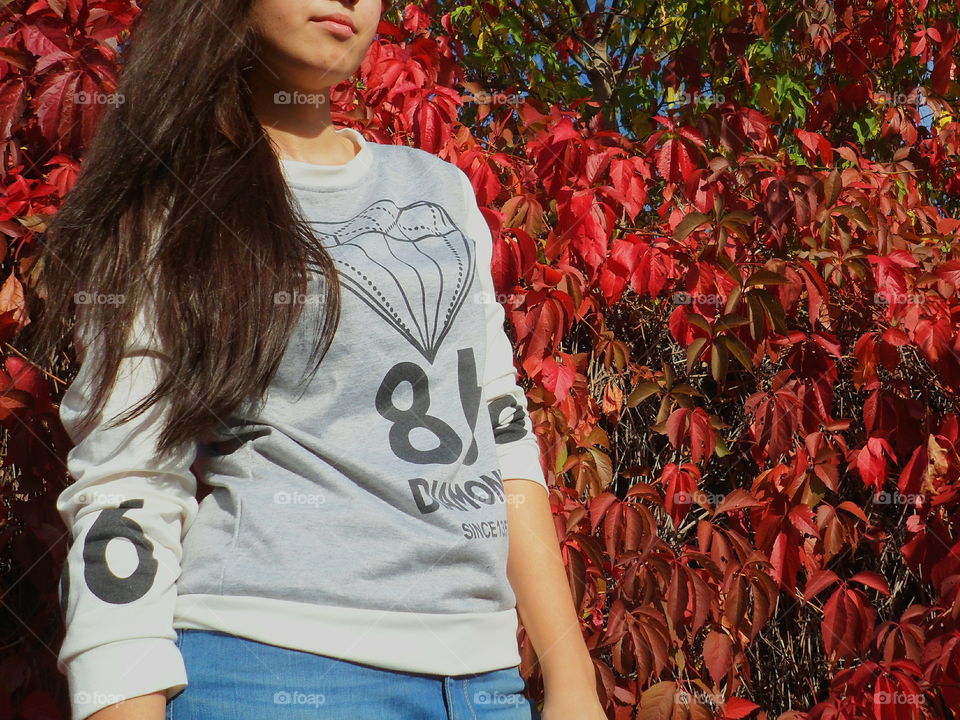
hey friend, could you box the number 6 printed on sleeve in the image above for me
[56,298,199,720]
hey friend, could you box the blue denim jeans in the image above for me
[166,629,542,719]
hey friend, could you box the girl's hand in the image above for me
[535,641,607,719]
[540,681,607,719]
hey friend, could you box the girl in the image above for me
[30,1,606,719]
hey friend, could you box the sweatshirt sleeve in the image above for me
[56,297,199,720]
[456,168,549,494]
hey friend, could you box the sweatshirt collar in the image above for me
[279,126,374,190]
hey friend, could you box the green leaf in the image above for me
[674,212,711,242]
[686,337,709,374]
[626,381,661,407]
[717,334,755,372]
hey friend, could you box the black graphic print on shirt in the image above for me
[307,199,530,530]
[310,199,474,364]
[76,499,158,605]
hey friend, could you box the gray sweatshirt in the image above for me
[55,126,549,720]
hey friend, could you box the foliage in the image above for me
[2,1,960,719]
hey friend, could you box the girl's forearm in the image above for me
[86,691,166,720]
[503,479,596,692]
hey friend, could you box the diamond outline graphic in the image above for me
[307,199,477,363]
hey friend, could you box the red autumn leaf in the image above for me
[608,154,650,221]
[743,375,801,462]
[0,75,28,139]
[715,489,763,515]
[794,128,834,165]
[660,462,701,527]
[540,352,577,398]
[630,240,675,297]
[849,571,892,596]
[804,568,841,598]
[688,407,716,464]
[0,274,30,335]
[722,697,761,719]
[3,355,52,416]
[767,526,804,593]
[656,137,698,183]
[638,681,678,720]
[0,367,34,423]
[851,437,897,490]
[703,630,733,684]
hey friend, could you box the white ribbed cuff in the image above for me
[64,637,187,720]
[497,443,549,492]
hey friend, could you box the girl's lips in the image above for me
[310,16,356,39]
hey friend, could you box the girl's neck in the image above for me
[246,71,354,166]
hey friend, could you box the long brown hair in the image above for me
[24,0,342,459]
